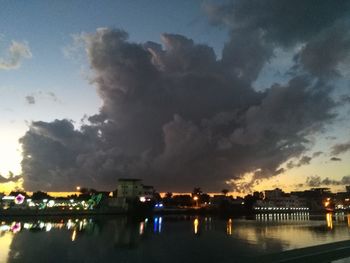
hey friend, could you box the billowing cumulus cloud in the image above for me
[20,1,350,192]
[0,40,32,70]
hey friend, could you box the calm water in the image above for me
[1,212,350,262]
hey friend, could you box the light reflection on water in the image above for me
[1,213,350,262]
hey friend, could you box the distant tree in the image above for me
[253,191,264,200]
[79,187,89,194]
[173,195,192,207]
[31,191,51,200]
[192,187,202,197]
[79,187,97,196]
[221,189,229,196]
[200,193,210,204]
[153,192,161,201]
[9,190,28,197]
[165,192,173,199]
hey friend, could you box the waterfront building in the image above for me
[116,178,155,200]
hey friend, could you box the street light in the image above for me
[193,196,199,207]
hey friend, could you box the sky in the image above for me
[0,0,350,194]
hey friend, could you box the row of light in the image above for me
[2,195,94,210]
[0,219,92,234]
[254,207,309,211]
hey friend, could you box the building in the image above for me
[264,188,284,200]
[116,178,155,200]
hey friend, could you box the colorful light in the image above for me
[14,194,25,205]
[10,222,21,233]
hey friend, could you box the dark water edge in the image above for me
[1,212,350,263]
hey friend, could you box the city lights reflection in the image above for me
[139,222,145,235]
[255,212,310,221]
[71,229,77,241]
[226,219,232,235]
[326,213,333,230]
[153,217,162,233]
[194,218,199,234]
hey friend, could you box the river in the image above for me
[1,212,350,262]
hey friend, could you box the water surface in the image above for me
[1,212,350,262]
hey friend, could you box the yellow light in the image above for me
[324,201,330,207]
[194,218,199,234]
[326,213,333,229]
[71,229,77,241]
[193,196,198,201]
[76,186,81,191]
[227,219,232,235]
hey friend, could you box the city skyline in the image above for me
[1,1,350,194]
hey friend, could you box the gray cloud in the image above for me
[287,155,312,169]
[330,157,342,162]
[0,172,22,184]
[19,1,350,192]
[24,91,59,105]
[0,41,32,70]
[312,151,323,158]
[331,142,350,155]
[25,95,35,105]
[306,175,350,187]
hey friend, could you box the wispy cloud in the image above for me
[25,95,35,105]
[331,141,350,155]
[24,91,60,105]
[0,40,32,70]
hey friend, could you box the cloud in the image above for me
[0,172,22,184]
[24,91,60,105]
[330,157,342,162]
[306,175,350,187]
[19,1,350,192]
[286,155,312,169]
[0,40,32,70]
[331,142,350,155]
[312,151,323,158]
[25,95,35,105]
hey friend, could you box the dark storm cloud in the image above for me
[25,95,35,105]
[306,175,350,187]
[19,1,350,192]
[205,0,350,46]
